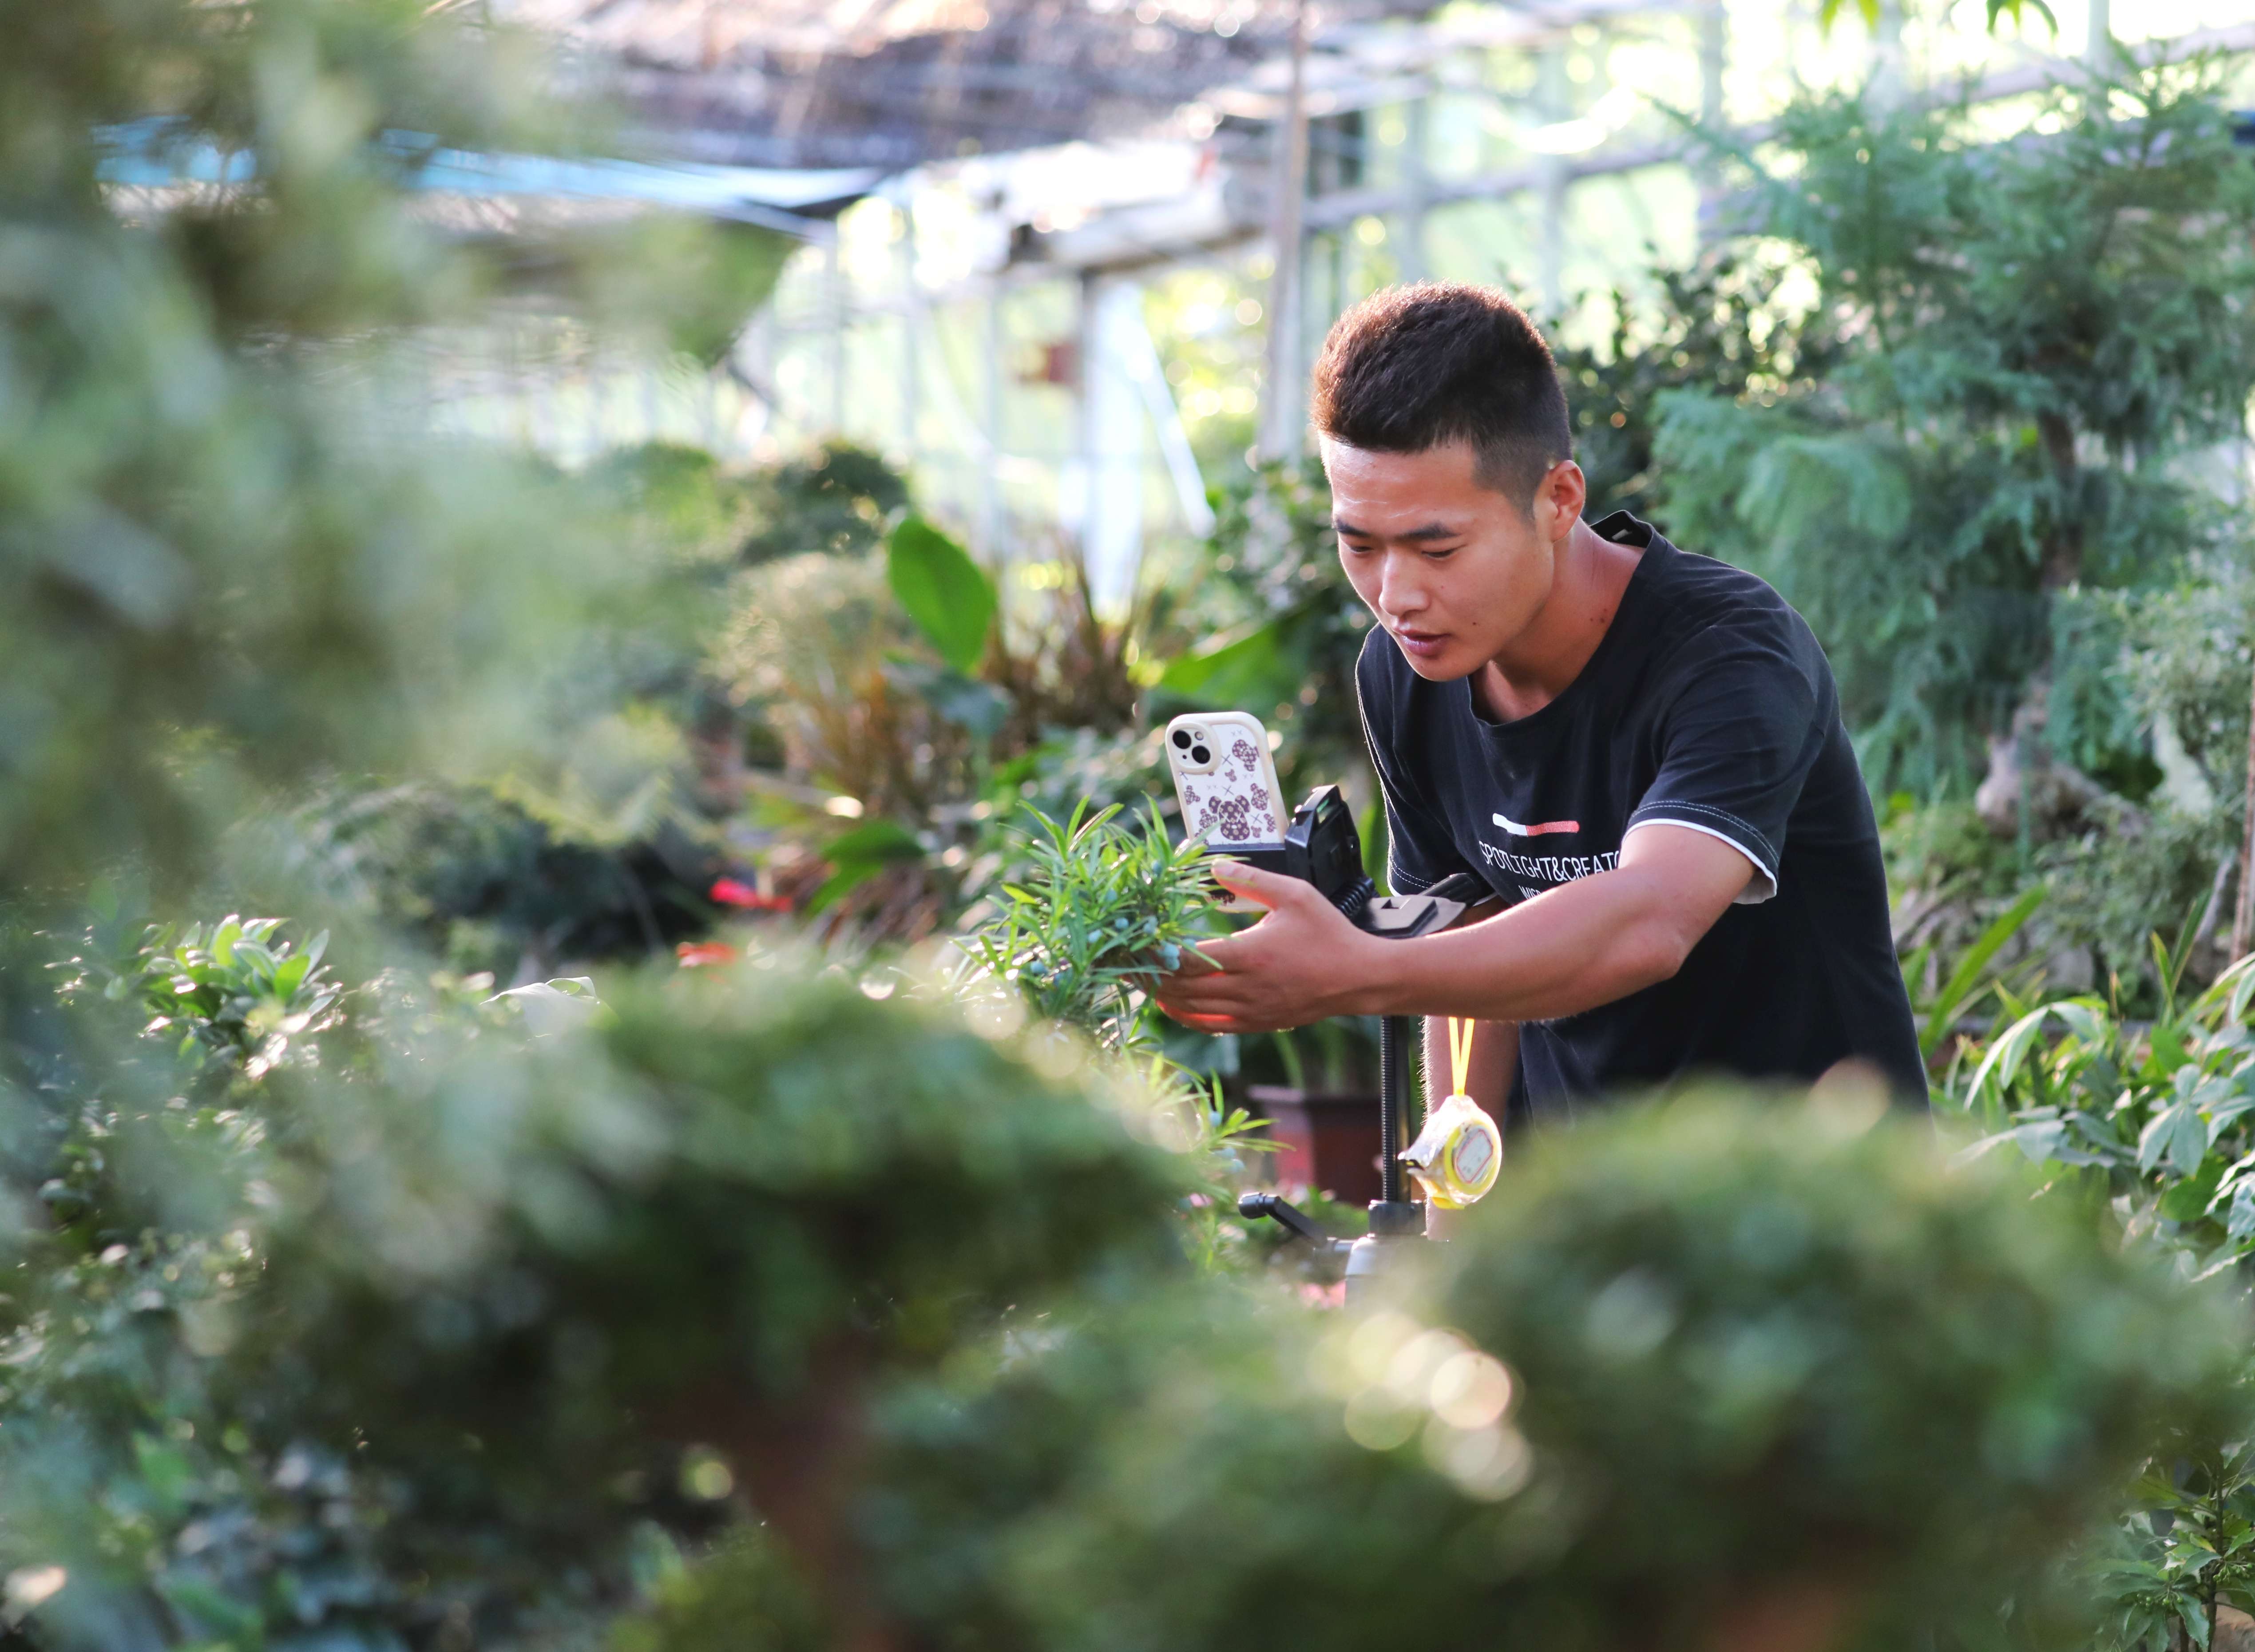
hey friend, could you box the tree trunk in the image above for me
[2231,643,2255,959]
[654,1334,895,1652]
[2035,409,2084,591]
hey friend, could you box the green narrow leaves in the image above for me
[887,515,996,675]
[959,801,1217,1053]
[1920,884,2044,1060]
[1815,0,2054,31]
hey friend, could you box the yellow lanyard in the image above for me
[1447,1016,1475,1099]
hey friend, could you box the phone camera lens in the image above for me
[1171,729,1192,749]
[1191,745,1211,765]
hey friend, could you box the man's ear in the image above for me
[1533,460,1586,543]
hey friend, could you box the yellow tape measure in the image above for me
[1399,1017,1503,1210]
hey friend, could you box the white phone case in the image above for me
[1164,711,1291,850]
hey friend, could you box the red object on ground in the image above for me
[675,941,737,967]
[710,877,791,912]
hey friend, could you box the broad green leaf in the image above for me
[2158,1156,2227,1224]
[1921,884,2043,1059]
[806,818,927,911]
[132,1433,195,1513]
[2138,1101,2211,1176]
[2226,954,2255,1024]
[807,857,892,912]
[886,658,1012,738]
[2010,1115,2068,1164]
[2226,1172,2255,1241]
[1963,1005,2055,1110]
[887,515,995,675]
[1154,621,1295,709]
[825,818,925,866]
[161,1574,263,1639]
[272,951,311,1001]
[2052,1000,2108,1049]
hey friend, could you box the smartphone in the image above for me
[1164,711,1291,860]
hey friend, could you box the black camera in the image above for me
[1230,785,1486,939]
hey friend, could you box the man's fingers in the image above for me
[1157,1000,1254,1033]
[1177,940,1226,975]
[1153,978,1241,1014]
[1153,983,1253,1021]
[1206,859,1304,911]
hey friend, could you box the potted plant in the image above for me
[1247,1020,1388,1207]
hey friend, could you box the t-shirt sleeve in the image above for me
[1356,637,1478,896]
[1625,623,1827,905]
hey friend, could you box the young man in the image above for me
[1154,283,1924,1119]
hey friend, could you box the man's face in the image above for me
[1322,436,1574,681]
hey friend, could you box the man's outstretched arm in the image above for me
[1154,824,1755,1034]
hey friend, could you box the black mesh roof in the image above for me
[509,0,1437,170]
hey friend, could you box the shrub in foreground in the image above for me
[827,1095,2247,1652]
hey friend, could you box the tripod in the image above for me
[1225,786,1491,1303]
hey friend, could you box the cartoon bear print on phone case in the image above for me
[1164,714,1289,847]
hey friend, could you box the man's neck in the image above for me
[1470,519,1644,724]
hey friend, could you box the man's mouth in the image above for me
[1392,627,1448,659]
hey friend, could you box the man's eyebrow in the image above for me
[1331,518,1466,542]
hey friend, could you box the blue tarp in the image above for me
[96,120,884,238]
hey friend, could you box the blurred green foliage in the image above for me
[273,438,919,978]
[853,1099,2243,1652]
[8,910,1194,1649]
[1946,940,2255,1649]
[296,780,718,979]
[1423,1098,2239,1651]
[1656,56,2255,796]
[5,8,2253,1652]
[1957,950,2255,1276]
[1154,459,1376,797]
[0,0,794,904]
[2025,569,2255,992]
[1551,250,1847,527]
[888,515,1000,677]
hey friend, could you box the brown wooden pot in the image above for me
[1245,1085,1385,1207]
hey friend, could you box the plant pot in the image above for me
[1245,1085,1384,1208]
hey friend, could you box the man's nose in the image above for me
[1377,552,1428,620]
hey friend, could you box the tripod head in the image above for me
[1219,787,1495,1300]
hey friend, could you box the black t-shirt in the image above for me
[1356,511,1925,1118]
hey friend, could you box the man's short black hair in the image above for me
[1310,282,1572,511]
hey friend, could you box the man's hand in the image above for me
[1152,861,1386,1034]
[1154,823,1757,1034]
